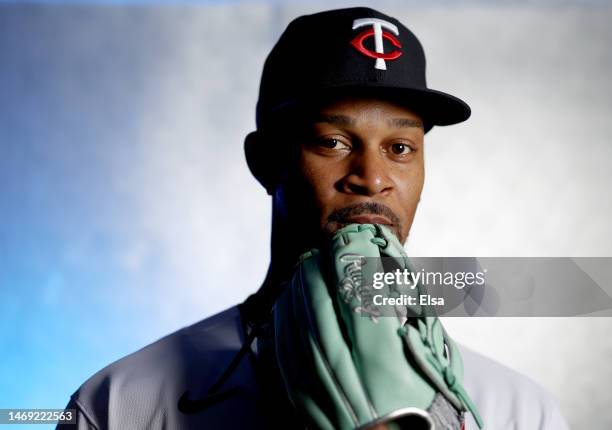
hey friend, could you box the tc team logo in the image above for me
[351,18,402,71]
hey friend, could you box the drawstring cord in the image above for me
[177,316,262,414]
[207,323,261,395]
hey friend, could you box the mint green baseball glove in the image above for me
[273,224,483,430]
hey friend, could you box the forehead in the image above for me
[313,96,423,126]
[266,95,425,139]
[298,96,425,136]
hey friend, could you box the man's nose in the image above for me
[339,147,394,197]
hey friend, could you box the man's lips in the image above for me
[344,214,393,225]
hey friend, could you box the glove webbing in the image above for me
[368,231,483,429]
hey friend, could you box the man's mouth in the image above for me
[325,202,403,239]
[345,214,393,225]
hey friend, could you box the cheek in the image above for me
[299,153,342,208]
[392,158,424,198]
[392,163,425,234]
[411,166,425,197]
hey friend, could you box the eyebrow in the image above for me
[313,114,356,126]
[388,118,424,129]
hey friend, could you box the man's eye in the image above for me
[390,142,413,155]
[318,138,349,150]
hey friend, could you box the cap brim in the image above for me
[265,84,471,133]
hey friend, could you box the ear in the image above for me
[244,131,275,195]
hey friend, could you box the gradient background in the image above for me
[1,0,611,428]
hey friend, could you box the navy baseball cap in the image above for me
[255,7,470,133]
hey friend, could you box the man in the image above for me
[59,7,570,430]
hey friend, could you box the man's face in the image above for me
[277,96,425,245]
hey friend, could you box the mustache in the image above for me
[327,202,401,227]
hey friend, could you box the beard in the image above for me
[324,202,403,242]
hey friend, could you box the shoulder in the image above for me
[458,345,570,430]
[65,306,254,430]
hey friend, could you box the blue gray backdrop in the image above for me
[1,1,611,428]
